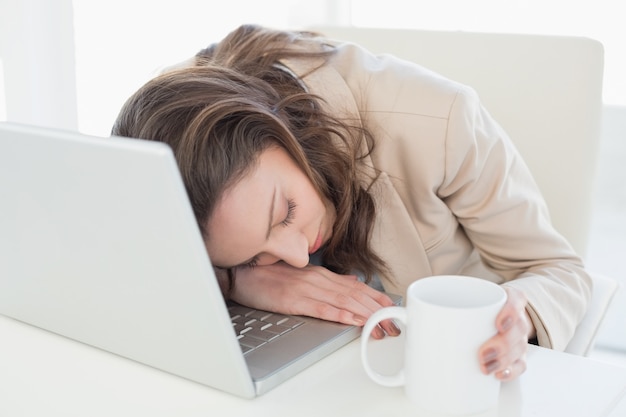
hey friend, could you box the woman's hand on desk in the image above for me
[230,262,400,339]
[479,287,534,381]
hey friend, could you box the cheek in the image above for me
[299,189,326,221]
[204,216,262,267]
[255,253,281,266]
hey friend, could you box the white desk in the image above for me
[1,313,625,417]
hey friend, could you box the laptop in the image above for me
[0,122,401,398]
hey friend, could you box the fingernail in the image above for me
[388,320,402,336]
[501,317,513,332]
[482,348,498,363]
[353,315,366,325]
[366,325,385,339]
[485,360,500,374]
[374,326,386,339]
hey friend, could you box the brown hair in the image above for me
[112,24,386,283]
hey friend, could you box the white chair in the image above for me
[313,26,619,356]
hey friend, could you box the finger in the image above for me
[479,291,530,377]
[496,287,528,333]
[295,284,376,321]
[479,319,529,376]
[304,269,394,318]
[322,281,399,337]
[337,279,395,312]
[282,280,378,326]
[288,294,368,326]
[293,288,399,336]
[378,318,402,337]
[313,267,396,308]
[231,263,390,329]
[260,265,392,328]
[362,320,400,339]
[336,276,396,305]
[367,324,387,340]
[496,356,527,381]
[498,330,528,371]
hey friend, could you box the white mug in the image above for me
[361,275,507,416]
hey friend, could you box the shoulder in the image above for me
[322,42,490,171]
[285,39,498,187]
[297,40,488,166]
[320,41,481,119]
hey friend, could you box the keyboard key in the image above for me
[245,328,280,342]
[229,302,306,355]
[267,324,292,335]
[247,310,273,321]
[274,317,305,329]
[238,335,266,349]
[229,305,255,318]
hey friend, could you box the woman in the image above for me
[112,24,591,381]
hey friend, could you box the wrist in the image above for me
[525,309,537,340]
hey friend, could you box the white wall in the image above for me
[350,0,626,106]
[0,0,78,129]
[2,0,624,132]
[71,0,344,136]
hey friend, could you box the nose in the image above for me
[269,232,310,268]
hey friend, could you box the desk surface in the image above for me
[1,314,625,417]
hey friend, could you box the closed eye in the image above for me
[242,256,259,269]
[239,200,295,269]
[280,198,296,227]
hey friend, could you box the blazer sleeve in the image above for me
[435,85,592,351]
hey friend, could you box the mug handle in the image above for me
[360,306,407,387]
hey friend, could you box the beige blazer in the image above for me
[284,41,591,351]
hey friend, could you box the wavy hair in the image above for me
[112,24,386,284]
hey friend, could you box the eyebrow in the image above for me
[266,186,276,240]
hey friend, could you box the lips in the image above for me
[309,230,323,254]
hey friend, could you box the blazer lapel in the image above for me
[368,172,433,296]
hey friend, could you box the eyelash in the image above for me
[243,257,259,269]
[242,199,296,269]
[280,198,296,227]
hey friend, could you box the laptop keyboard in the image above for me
[228,303,306,355]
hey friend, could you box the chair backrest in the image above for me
[314,27,605,259]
